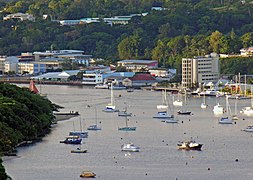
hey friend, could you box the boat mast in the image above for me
[244,74,247,96]
[110,82,114,105]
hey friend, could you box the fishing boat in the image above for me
[118,116,136,131]
[242,125,253,132]
[80,171,96,178]
[121,143,140,152]
[177,140,203,150]
[60,136,82,144]
[103,83,119,112]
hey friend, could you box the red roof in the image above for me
[129,74,156,81]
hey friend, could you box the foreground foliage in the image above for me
[0,83,57,180]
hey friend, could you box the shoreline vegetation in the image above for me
[0,83,59,180]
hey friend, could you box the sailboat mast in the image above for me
[80,116,83,132]
[244,74,247,96]
[111,83,114,105]
[125,116,128,127]
[95,107,98,125]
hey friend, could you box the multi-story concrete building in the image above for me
[181,53,220,88]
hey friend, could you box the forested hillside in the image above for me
[0,83,58,179]
[0,0,252,73]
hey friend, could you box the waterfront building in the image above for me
[32,70,79,81]
[4,56,19,74]
[181,53,220,88]
[117,59,158,72]
[123,73,156,87]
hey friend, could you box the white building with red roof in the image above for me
[123,73,157,87]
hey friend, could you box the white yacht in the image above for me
[121,143,140,152]
[213,103,224,114]
[242,126,253,132]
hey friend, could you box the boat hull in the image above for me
[118,127,136,131]
[178,144,202,151]
[177,111,191,115]
[71,149,87,153]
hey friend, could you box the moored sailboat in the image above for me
[118,116,136,131]
[103,83,119,112]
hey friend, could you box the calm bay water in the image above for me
[3,85,253,180]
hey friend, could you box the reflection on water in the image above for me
[3,85,253,180]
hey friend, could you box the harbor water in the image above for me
[3,85,253,180]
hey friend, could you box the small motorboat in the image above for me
[87,124,102,131]
[177,140,203,151]
[80,171,96,178]
[118,126,136,131]
[121,143,140,152]
[69,131,88,138]
[177,110,191,115]
[165,117,178,123]
[60,136,82,144]
[118,111,132,117]
[71,147,87,153]
[153,111,173,119]
[218,117,233,124]
[242,125,253,132]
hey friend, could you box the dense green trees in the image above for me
[0,83,57,179]
[0,0,252,74]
